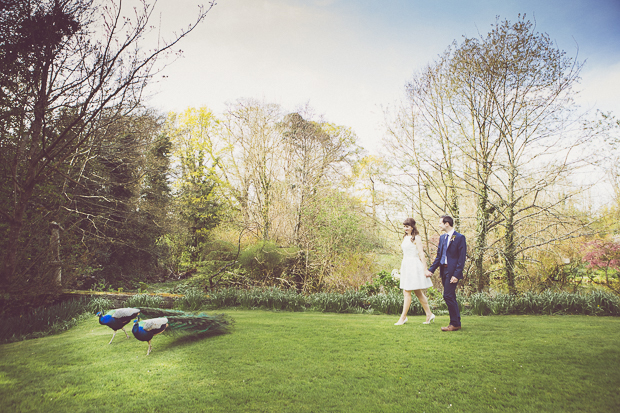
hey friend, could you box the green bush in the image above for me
[359,270,399,295]
[200,239,237,261]
[238,241,299,281]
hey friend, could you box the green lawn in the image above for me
[1,311,619,412]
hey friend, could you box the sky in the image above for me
[146,0,620,153]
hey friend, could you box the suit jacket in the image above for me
[429,231,467,280]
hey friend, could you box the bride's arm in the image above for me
[414,235,426,264]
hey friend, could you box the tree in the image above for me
[280,110,359,244]
[583,238,620,294]
[385,16,595,293]
[166,108,223,264]
[0,0,214,286]
[475,17,589,293]
[218,99,285,241]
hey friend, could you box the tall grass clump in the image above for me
[308,290,368,313]
[207,287,306,311]
[87,297,113,314]
[468,290,620,316]
[364,291,404,315]
[0,298,92,343]
[125,293,163,308]
[238,287,305,311]
[207,288,242,308]
[174,288,208,311]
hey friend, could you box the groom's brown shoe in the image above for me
[441,325,461,331]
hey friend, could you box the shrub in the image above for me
[200,239,238,261]
[238,242,300,282]
[359,270,400,295]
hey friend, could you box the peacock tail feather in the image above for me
[138,307,231,336]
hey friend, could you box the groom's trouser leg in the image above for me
[443,278,461,327]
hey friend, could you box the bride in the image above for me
[394,217,435,325]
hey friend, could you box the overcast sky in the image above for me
[146,0,620,152]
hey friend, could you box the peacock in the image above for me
[132,308,231,355]
[131,317,169,355]
[96,307,141,344]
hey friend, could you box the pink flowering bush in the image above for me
[582,239,620,294]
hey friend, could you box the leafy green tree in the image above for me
[0,0,213,288]
[166,108,223,267]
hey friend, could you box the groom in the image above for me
[425,215,467,331]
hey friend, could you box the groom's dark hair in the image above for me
[440,215,454,227]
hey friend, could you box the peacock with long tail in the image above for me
[132,308,231,355]
[96,308,141,344]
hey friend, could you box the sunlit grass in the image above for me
[1,311,619,412]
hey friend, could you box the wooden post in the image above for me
[50,221,64,287]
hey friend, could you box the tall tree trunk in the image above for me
[504,167,517,294]
[473,186,489,292]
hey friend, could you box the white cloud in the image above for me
[578,61,620,115]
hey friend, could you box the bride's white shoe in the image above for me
[394,317,408,326]
[423,314,435,324]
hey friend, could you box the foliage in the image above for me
[238,241,300,285]
[582,238,620,294]
[86,297,113,315]
[199,286,620,317]
[207,287,306,311]
[307,290,370,313]
[0,1,213,291]
[124,294,163,309]
[166,108,224,264]
[359,269,400,295]
[467,290,620,316]
[173,288,209,311]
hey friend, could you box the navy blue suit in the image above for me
[429,231,467,327]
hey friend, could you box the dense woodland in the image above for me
[2,1,620,310]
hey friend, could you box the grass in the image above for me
[1,311,619,412]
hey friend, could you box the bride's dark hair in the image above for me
[403,217,419,241]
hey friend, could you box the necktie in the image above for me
[441,234,448,265]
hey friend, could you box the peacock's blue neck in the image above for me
[132,323,151,341]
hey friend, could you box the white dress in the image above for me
[400,236,433,291]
